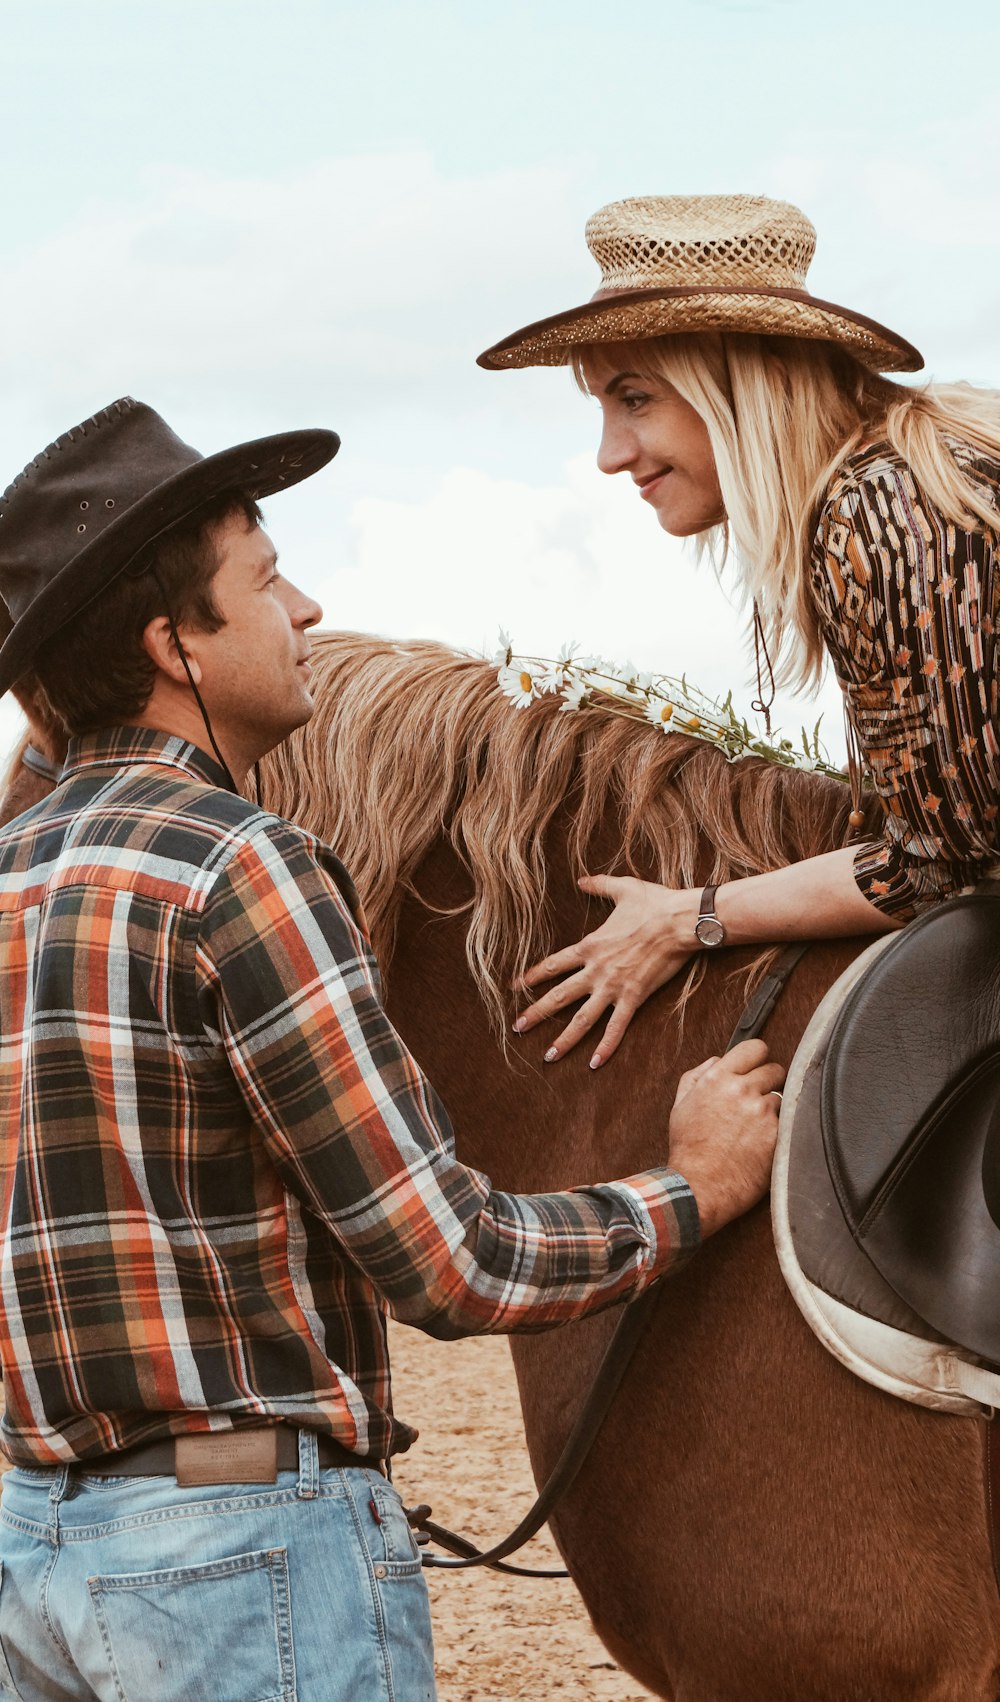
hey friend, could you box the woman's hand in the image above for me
[513,847,899,1071]
[514,873,700,1068]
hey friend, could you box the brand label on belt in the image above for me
[175,1429,279,1486]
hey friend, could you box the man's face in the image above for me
[181,510,322,762]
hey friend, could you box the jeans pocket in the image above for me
[365,1480,422,1577]
[0,1563,25,1700]
[88,1547,296,1702]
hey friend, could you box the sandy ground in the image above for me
[387,1322,654,1702]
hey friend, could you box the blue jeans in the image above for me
[0,1432,437,1701]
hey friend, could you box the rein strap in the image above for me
[413,938,809,1576]
[725,943,809,1052]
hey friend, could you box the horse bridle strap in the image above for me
[413,941,809,1576]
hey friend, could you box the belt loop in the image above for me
[297,1428,319,1500]
[47,1465,69,1539]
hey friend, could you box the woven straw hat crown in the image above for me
[586,194,815,294]
[477,192,922,373]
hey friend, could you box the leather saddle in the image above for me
[815,887,1000,1366]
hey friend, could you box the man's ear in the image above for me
[142,615,203,687]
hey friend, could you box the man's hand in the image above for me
[666,1040,785,1237]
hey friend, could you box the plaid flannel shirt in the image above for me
[0,727,698,1466]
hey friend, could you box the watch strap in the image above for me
[697,882,719,923]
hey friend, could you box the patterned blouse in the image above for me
[809,438,1000,920]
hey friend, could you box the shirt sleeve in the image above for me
[195,818,700,1339]
[811,458,1000,921]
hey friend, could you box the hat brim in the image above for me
[477,284,923,374]
[0,426,339,694]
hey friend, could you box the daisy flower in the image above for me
[644,699,675,731]
[498,661,543,708]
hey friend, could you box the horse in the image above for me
[3,631,999,1702]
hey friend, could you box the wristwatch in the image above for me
[694,882,726,948]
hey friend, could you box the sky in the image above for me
[1,0,998,766]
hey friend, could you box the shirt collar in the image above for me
[61,725,235,792]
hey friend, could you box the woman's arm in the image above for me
[515,846,897,1067]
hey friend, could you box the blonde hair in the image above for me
[575,334,1000,689]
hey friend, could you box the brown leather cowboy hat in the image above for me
[0,396,340,695]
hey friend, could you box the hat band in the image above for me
[589,281,817,307]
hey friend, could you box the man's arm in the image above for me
[196,821,781,1337]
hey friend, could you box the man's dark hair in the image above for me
[27,490,263,736]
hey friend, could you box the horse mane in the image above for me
[261,632,861,1032]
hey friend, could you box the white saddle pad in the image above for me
[771,935,1000,1417]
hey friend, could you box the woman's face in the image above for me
[580,349,724,536]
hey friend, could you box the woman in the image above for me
[477,194,1000,1068]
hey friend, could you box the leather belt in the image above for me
[70,1426,382,1486]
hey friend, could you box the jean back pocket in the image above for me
[88,1546,295,1702]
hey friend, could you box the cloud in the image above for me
[0,152,583,420]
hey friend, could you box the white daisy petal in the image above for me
[559,678,588,711]
[492,627,514,666]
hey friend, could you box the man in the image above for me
[0,398,784,1701]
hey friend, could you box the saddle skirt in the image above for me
[773,893,1000,1418]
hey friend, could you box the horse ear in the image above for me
[0,597,69,768]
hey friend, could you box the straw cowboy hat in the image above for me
[0,397,339,694]
[477,193,922,374]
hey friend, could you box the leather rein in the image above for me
[414,942,809,1577]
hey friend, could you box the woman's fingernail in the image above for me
[589,1052,602,1070]
[544,1047,558,1063]
[513,1018,526,1033]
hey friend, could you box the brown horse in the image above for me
[4,631,1000,1701]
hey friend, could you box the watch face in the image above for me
[695,916,725,948]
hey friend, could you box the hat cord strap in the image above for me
[751,598,776,738]
[150,567,238,795]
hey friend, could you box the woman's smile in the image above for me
[635,467,673,500]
